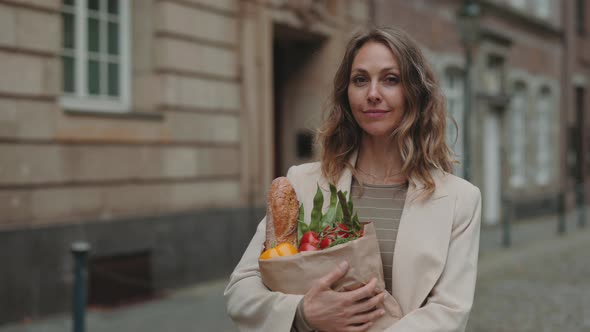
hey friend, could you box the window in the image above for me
[60,0,131,112]
[535,0,551,19]
[509,83,528,188]
[535,87,552,185]
[482,55,504,96]
[443,67,465,177]
[510,0,527,10]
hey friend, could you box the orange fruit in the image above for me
[259,243,298,260]
[275,243,298,257]
[259,248,280,260]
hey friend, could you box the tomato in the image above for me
[336,223,350,238]
[299,242,320,252]
[300,231,320,247]
[259,243,298,260]
[319,237,333,249]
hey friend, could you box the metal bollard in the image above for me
[502,196,511,248]
[71,242,90,332]
[577,183,586,228]
[557,191,566,235]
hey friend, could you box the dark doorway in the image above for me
[273,24,325,178]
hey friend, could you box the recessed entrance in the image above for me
[273,24,326,178]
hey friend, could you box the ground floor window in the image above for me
[60,0,131,112]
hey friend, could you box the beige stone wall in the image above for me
[0,1,60,228]
[0,0,242,228]
[0,0,370,228]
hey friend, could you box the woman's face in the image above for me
[347,41,406,139]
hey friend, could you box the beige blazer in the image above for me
[225,152,482,332]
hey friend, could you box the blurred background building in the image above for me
[0,0,587,325]
[377,0,567,226]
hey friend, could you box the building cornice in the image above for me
[479,0,563,38]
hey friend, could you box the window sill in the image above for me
[64,109,164,121]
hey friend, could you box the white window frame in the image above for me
[535,88,552,185]
[60,0,132,113]
[443,67,465,178]
[510,0,528,10]
[535,0,551,19]
[509,84,528,188]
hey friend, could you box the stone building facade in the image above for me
[374,0,573,225]
[0,0,370,324]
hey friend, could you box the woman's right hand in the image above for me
[303,261,386,332]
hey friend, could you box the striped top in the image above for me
[351,177,408,294]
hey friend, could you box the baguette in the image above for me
[265,177,299,250]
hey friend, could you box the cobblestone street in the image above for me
[468,228,590,332]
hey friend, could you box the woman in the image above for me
[225,27,482,332]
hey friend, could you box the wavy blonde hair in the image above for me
[318,27,457,198]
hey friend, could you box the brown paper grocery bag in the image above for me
[259,223,402,331]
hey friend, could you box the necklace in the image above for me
[355,166,404,183]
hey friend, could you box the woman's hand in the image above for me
[303,261,386,332]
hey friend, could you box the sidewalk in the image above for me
[0,278,236,332]
[0,213,588,332]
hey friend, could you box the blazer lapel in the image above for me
[391,171,454,314]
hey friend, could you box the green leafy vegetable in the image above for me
[297,182,364,248]
[329,237,351,248]
[310,185,324,232]
[297,203,307,244]
[337,191,352,227]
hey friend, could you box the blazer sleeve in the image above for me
[385,185,482,332]
[224,217,304,332]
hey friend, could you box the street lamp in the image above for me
[457,0,481,183]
